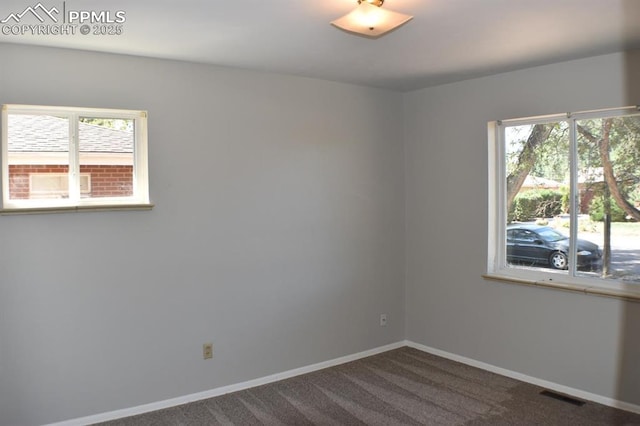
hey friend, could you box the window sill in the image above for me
[0,203,154,215]
[482,273,640,302]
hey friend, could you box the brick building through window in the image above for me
[6,114,134,200]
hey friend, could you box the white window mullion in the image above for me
[496,122,507,270]
[1,105,9,207]
[568,118,578,277]
[133,112,150,204]
[487,121,502,271]
[68,113,80,202]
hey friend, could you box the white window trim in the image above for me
[486,106,640,301]
[1,104,152,214]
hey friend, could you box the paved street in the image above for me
[600,237,639,282]
[561,229,640,283]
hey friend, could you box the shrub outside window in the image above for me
[2,104,150,212]
[488,106,640,297]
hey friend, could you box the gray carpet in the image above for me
[95,347,640,425]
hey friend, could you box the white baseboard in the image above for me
[45,341,406,426]
[406,340,640,415]
[45,339,640,425]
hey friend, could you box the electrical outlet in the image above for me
[203,343,213,359]
[380,314,388,327]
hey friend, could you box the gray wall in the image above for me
[405,50,640,407]
[3,41,640,426]
[0,44,406,426]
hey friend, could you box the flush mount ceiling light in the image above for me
[331,0,413,39]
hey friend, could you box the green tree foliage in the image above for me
[509,189,563,222]
[529,125,569,181]
[589,196,628,222]
[79,118,133,132]
[577,116,640,221]
[505,123,559,207]
[506,115,639,220]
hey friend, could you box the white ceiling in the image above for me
[1,0,640,91]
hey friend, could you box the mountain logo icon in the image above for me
[1,3,59,24]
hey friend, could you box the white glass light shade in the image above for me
[331,2,413,38]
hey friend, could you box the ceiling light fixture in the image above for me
[331,0,413,39]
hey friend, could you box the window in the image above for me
[2,104,150,212]
[488,106,640,298]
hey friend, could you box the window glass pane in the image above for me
[78,117,134,199]
[505,121,571,273]
[7,114,70,200]
[576,115,640,283]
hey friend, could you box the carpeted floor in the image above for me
[95,347,640,425]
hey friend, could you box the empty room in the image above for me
[1,1,640,425]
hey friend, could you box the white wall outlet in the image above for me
[380,314,388,327]
[203,343,213,359]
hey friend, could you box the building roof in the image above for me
[522,175,562,189]
[7,114,133,153]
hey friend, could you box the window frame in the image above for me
[1,104,151,213]
[487,106,640,300]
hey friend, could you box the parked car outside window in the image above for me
[506,224,602,270]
